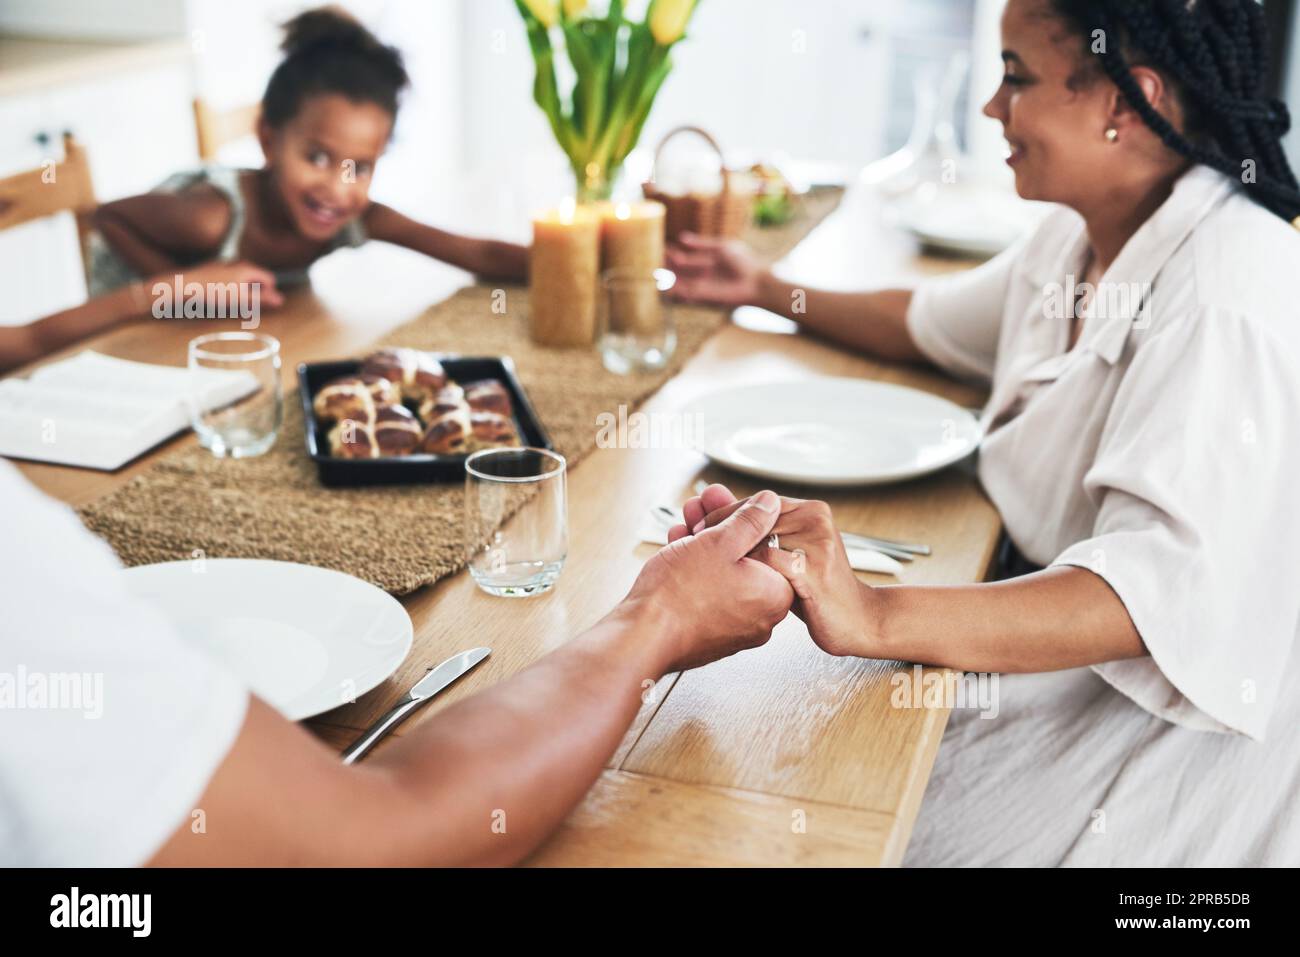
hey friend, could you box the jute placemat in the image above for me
[79,188,844,594]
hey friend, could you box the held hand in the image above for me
[682,487,883,659]
[625,490,794,673]
[665,232,764,309]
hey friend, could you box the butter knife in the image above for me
[341,647,491,765]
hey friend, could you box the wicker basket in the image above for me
[642,125,753,242]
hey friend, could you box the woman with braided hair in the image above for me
[669,0,1300,865]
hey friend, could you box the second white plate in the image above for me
[122,559,413,721]
[682,378,981,487]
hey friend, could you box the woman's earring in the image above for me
[1105,127,1120,143]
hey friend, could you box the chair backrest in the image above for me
[193,98,261,160]
[0,133,97,280]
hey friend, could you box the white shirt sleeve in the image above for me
[1050,307,1300,741]
[0,461,248,866]
[905,234,1026,386]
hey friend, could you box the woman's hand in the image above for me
[673,485,884,659]
[625,489,794,673]
[666,232,765,309]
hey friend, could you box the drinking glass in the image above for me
[464,447,567,597]
[187,332,283,458]
[598,267,677,374]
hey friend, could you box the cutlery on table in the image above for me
[653,503,929,561]
[687,480,931,555]
[341,647,491,765]
[639,511,905,575]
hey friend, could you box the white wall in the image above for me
[459,0,895,201]
[0,0,187,38]
[183,0,464,191]
[968,0,1011,181]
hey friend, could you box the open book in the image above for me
[0,351,259,471]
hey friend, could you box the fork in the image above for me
[651,504,923,562]
[685,480,932,557]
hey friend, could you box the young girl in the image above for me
[1,7,527,372]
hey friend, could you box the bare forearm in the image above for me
[0,283,147,373]
[367,203,528,283]
[756,271,925,364]
[465,238,528,283]
[371,599,671,865]
[869,566,1145,673]
[419,233,527,283]
[94,208,185,276]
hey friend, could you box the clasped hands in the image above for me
[624,483,886,674]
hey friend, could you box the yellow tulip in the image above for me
[562,0,587,18]
[522,0,558,28]
[648,0,696,45]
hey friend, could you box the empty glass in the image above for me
[598,267,677,374]
[464,447,567,597]
[187,332,283,458]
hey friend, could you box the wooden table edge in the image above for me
[524,768,901,868]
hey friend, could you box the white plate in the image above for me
[122,559,413,721]
[891,184,1050,259]
[683,378,982,487]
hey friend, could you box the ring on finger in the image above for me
[767,533,780,551]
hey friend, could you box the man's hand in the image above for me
[627,488,794,672]
[673,485,884,659]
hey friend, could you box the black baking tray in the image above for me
[298,355,552,487]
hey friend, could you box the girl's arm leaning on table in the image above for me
[97,189,531,284]
[667,232,926,364]
[93,187,234,277]
[680,485,1146,674]
[0,261,282,375]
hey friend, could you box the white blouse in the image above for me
[901,164,1300,864]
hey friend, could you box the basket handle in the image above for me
[649,125,731,195]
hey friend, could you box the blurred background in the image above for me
[2,0,1298,325]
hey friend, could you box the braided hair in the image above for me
[261,6,408,131]
[1050,0,1300,225]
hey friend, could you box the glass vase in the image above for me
[575,160,620,204]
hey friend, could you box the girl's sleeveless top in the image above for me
[87,165,366,296]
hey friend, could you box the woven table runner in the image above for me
[79,188,844,594]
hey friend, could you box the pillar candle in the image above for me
[598,201,666,337]
[530,199,600,347]
[598,200,666,272]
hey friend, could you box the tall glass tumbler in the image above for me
[187,332,283,458]
[464,447,568,597]
[597,267,677,374]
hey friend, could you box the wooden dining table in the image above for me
[10,183,1002,866]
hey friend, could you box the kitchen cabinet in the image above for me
[0,38,198,323]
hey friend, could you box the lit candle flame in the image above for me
[558,196,577,224]
[615,202,631,221]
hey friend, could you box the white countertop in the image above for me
[0,33,191,98]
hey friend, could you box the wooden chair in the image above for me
[0,133,97,283]
[193,98,261,160]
